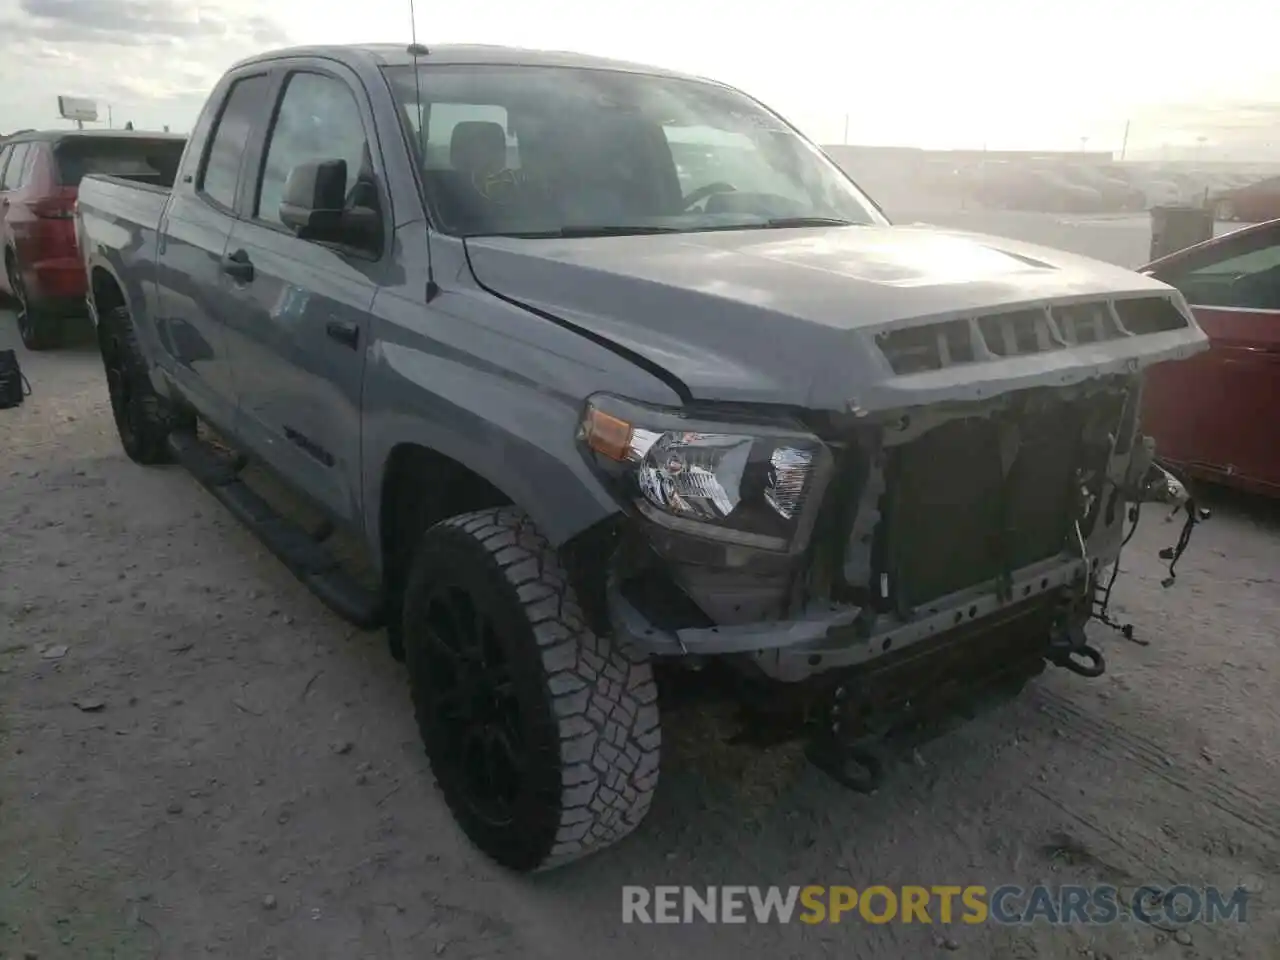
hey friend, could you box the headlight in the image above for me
[578,395,832,552]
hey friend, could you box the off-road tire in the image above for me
[402,505,661,871]
[7,255,62,351]
[99,305,186,465]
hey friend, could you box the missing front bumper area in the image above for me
[804,588,1080,792]
[608,553,1091,669]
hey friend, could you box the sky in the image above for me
[2,0,1279,157]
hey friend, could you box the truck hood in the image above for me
[464,224,1203,411]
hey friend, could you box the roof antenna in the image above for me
[407,0,439,302]
[406,0,428,57]
[406,0,427,154]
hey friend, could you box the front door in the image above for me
[1144,223,1280,493]
[220,64,388,526]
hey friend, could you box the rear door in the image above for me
[220,61,388,525]
[1144,222,1280,492]
[154,69,276,432]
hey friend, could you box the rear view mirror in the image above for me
[279,158,348,240]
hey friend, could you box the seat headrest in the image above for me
[450,121,507,175]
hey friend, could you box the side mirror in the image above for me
[279,158,382,252]
[279,158,348,240]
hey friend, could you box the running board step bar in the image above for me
[167,431,384,630]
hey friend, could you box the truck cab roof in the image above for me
[230,42,707,81]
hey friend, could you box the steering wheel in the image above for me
[470,168,528,204]
[682,181,736,210]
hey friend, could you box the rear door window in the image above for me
[55,139,186,188]
[200,74,272,211]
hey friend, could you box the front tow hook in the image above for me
[806,734,885,793]
[1049,643,1106,678]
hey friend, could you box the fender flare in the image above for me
[361,408,624,572]
[84,256,133,326]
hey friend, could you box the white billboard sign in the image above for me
[57,96,98,122]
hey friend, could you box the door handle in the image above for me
[221,248,254,282]
[326,320,360,349]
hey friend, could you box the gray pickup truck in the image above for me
[76,42,1209,872]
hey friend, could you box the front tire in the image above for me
[99,305,186,465]
[403,506,661,871]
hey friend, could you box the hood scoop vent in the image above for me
[875,296,1190,375]
[982,246,1055,270]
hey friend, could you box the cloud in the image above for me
[3,0,287,46]
[1137,99,1280,139]
[0,0,289,132]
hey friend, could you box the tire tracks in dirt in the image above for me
[1035,688,1280,859]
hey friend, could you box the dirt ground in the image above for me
[2,304,1278,960]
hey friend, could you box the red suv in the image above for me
[1,129,186,349]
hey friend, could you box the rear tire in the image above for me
[402,506,661,871]
[99,305,188,465]
[7,256,62,351]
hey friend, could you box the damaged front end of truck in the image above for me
[580,291,1210,790]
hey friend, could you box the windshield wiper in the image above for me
[762,216,862,228]
[554,225,683,237]
[468,225,683,239]
[468,219,858,240]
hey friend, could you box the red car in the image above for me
[1,129,185,349]
[1140,218,1280,496]
[1212,176,1280,223]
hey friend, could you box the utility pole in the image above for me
[843,113,849,145]
[107,104,113,128]
[1120,119,1130,161]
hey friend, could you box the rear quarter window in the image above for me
[1,143,30,190]
[55,139,186,188]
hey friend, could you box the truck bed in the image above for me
[76,175,171,322]
[78,174,171,235]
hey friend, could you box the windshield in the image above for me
[383,63,886,237]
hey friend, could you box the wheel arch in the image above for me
[89,263,129,322]
[367,418,622,562]
[377,441,514,600]
[371,436,624,629]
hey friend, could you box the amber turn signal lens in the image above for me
[583,407,634,461]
